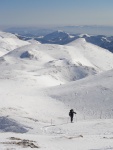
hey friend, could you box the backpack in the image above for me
[69,112,71,116]
[69,109,73,116]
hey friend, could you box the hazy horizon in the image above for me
[1,25,113,36]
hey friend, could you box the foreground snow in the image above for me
[0,67,113,149]
[0,119,113,150]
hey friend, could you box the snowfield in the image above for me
[0,31,113,150]
[0,31,29,57]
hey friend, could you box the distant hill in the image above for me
[15,30,113,53]
[36,30,76,44]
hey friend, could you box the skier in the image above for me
[69,109,77,123]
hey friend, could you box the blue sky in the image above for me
[0,0,113,26]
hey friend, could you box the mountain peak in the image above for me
[41,30,75,44]
[55,30,65,33]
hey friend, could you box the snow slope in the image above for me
[1,38,113,85]
[46,69,113,120]
[0,43,98,84]
[0,67,113,149]
[0,31,29,57]
[67,38,113,71]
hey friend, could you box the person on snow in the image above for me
[69,109,77,123]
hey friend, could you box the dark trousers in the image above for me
[70,116,73,122]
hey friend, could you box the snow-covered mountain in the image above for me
[34,30,76,44]
[41,32,113,53]
[81,34,113,53]
[1,37,113,85]
[67,38,113,71]
[1,31,113,150]
[0,43,95,85]
[0,32,113,122]
[16,30,113,53]
[0,31,29,57]
[68,33,113,53]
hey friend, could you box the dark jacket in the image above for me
[69,109,76,117]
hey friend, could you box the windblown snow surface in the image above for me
[0,31,113,150]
